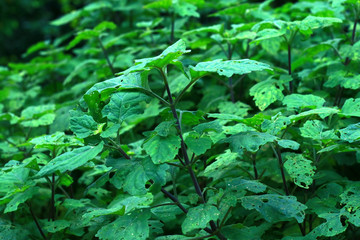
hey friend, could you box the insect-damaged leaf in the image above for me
[96,209,151,240]
[283,153,316,189]
[181,204,220,234]
[241,194,307,223]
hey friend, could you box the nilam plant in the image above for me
[1,0,360,240]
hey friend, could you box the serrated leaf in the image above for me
[283,153,315,189]
[340,98,360,117]
[289,108,339,121]
[20,104,56,127]
[307,212,347,238]
[250,78,284,111]
[70,111,98,138]
[261,114,290,136]
[203,149,239,180]
[225,131,277,153]
[300,16,342,30]
[102,92,149,124]
[190,59,272,78]
[241,194,307,223]
[30,132,83,149]
[143,134,181,164]
[96,209,151,240]
[36,142,103,177]
[181,204,220,234]
[184,132,212,155]
[251,28,286,44]
[283,94,325,110]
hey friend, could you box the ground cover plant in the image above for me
[1,0,360,239]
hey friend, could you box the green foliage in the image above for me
[1,0,360,239]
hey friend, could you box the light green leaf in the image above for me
[340,98,360,117]
[300,120,338,141]
[277,139,300,150]
[50,10,81,26]
[218,101,251,117]
[143,134,181,164]
[20,104,56,127]
[251,28,286,44]
[184,132,212,155]
[261,114,290,136]
[119,40,190,75]
[30,132,83,149]
[283,94,325,110]
[190,59,272,78]
[289,108,339,121]
[226,177,267,193]
[241,194,307,223]
[102,92,149,124]
[36,142,104,177]
[226,131,277,153]
[339,123,360,143]
[182,24,223,36]
[250,78,284,111]
[182,204,220,234]
[154,121,175,137]
[283,153,315,189]
[96,209,151,240]
[300,16,342,30]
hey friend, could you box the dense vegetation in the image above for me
[1,0,360,239]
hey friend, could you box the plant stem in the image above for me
[252,153,258,180]
[50,173,56,221]
[271,144,306,236]
[159,67,226,240]
[27,202,48,240]
[107,138,130,159]
[98,37,116,76]
[287,43,293,93]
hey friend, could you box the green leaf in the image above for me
[119,40,190,75]
[190,59,272,78]
[70,111,98,138]
[226,177,267,193]
[300,120,338,141]
[261,114,290,136]
[340,98,360,117]
[181,204,220,234]
[50,10,81,26]
[218,101,251,117]
[300,16,342,30]
[225,131,277,153]
[36,142,104,177]
[154,121,175,137]
[30,132,83,149]
[307,212,347,238]
[102,92,149,124]
[96,209,151,240]
[249,78,284,111]
[339,123,360,143]
[143,134,181,164]
[202,149,239,180]
[4,187,38,213]
[251,28,286,44]
[182,24,223,36]
[20,104,56,127]
[277,139,300,150]
[283,153,316,189]
[241,194,307,223]
[184,132,212,155]
[289,108,339,122]
[42,220,71,233]
[283,94,325,110]
[124,158,168,195]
